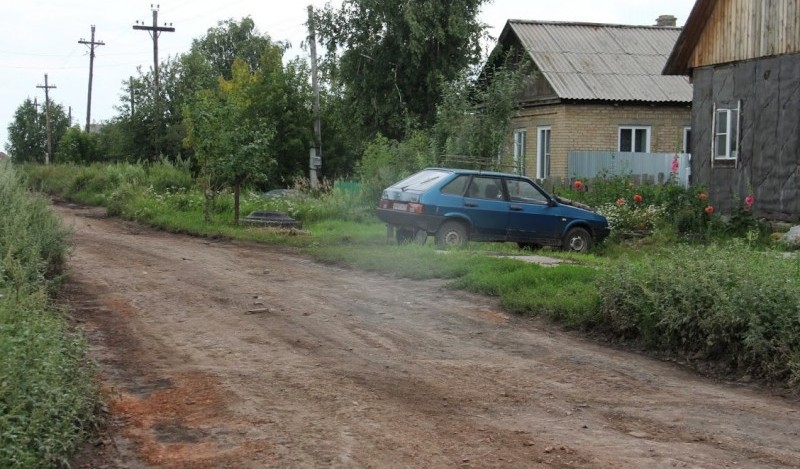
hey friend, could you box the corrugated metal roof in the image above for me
[507,20,692,102]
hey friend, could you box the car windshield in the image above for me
[394,170,451,191]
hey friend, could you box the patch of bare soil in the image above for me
[58,204,800,468]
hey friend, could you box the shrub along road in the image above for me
[58,203,800,469]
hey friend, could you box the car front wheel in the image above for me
[562,227,592,252]
[435,221,468,248]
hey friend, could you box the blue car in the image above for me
[376,168,610,251]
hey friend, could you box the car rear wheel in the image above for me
[435,221,468,248]
[395,228,415,244]
[396,228,427,245]
[562,227,592,252]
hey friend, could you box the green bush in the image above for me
[597,242,800,386]
[55,127,101,164]
[0,162,98,468]
[357,132,435,205]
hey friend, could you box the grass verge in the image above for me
[0,162,99,469]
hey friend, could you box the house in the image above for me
[663,0,800,221]
[489,18,693,180]
[0,151,7,161]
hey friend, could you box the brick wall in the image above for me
[509,103,691,178]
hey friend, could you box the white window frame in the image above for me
[682,126,691,154]
[513,128,527,175]
[712,102,740,161]
[618,126,651,153]
[537,126,551,180]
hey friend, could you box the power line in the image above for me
[79,25,105,132]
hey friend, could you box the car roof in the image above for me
[421,167,529,178]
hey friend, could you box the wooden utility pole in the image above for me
[307,5,321,188]
[79,25,105,133]
[36,74,56,165]
[133,5,174,158]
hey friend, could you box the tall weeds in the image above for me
[597,242,800,386]
[0,162,98,468]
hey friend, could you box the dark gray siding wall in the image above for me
[690,52,800,221]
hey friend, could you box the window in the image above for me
[618,126,651,153]
[713,103,740,160]
[440,175,469,196]
[513,129,526,175]
[683,127,691,154]
[466,177,504,200]
[506,178,549,205]
[537,126,551,180]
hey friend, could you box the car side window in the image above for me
[506,178,549,205]
[441,175,469,196]
[466,176,505,200]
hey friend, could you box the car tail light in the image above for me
[379,199,425,214]
[407,203,424,214]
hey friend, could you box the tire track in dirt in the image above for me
[59,204,800,469]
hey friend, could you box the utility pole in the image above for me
[133,5,174,158]
[79,25,105,133]
[36,74,56,165]
[307,5,322,188]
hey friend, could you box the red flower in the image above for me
[573,180,584,190]
[704,205,714,215]
[698,192,708,201]
[670,156,680,174]
[633,194,643,203]
[744,195,755,207]
[616,198,626,207]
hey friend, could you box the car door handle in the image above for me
[509,205,523,211]
[464,202,478,207]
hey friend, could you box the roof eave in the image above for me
[663,0,717,75]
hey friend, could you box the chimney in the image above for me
[655,14,677,27]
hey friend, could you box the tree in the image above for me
[190,17,281,81]
[432,55,532,169]
[314,0,489,141]
[5,99,70,163]
[248,50,312,187]
[55,127,100,164]
[184,59,276,224]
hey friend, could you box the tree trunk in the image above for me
[203,180,213,224]
[234,183,241,225]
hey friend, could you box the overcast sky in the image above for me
[0,0,696,151]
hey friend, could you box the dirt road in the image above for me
[58,203,800,469]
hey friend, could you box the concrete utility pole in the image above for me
[36,74,56,165]
[307,5,322,189]
[133,5,174,158]
[79,25,105,133]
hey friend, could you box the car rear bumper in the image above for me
[375,208,443,233]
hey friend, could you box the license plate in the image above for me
[392,202,408,211]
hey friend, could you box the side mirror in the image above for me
[548,198,558,207]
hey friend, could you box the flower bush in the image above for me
[597,202,665,234]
